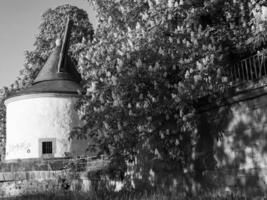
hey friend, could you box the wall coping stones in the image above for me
[0,170,66,182]
[0,156,109,173]
[197,82,267,113]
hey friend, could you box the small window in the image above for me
[39,138,56,158]
[42,141,53,154]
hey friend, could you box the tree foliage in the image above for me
[0,87,9,160]
[75,0,266,184]
[0,0,266,189]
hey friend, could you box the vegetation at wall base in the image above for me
[7,189,267,200]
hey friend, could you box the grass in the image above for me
[7,190,266,200]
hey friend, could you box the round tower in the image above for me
[4,19,88,161]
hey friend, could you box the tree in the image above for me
[75,0,264,189]
[0,87,9,160]
[0,4,94,157]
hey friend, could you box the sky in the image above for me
[0,0,97,88]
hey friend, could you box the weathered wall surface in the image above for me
[216,95,267,171]
[198,85,267,191]
[5,94,89,160]
[0,170,91,198]
[0,158,109,198]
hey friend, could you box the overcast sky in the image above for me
[0,0,97,88]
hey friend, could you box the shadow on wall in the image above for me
[197,93,267,194]
[75,91,267,196]
[125,92,267,195]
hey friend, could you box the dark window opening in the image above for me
[42,141,53,154]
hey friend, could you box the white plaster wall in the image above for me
[5,95,89,160]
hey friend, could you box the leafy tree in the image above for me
[75,0,265,188]
[0,4,94,158]
[0,87,9,161]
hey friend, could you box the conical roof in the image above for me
[33,44,81,84]
[9,18,82,98]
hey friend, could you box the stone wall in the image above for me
[198,83,267,192]
[0,157,109,198]
[0,170,90,198]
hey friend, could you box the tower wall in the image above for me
[5,94,88,161]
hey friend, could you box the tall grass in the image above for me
[7,190,265,200]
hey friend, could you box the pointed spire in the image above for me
[33,16,81,84]
[7,17,82,98]
[58,16,72,73]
